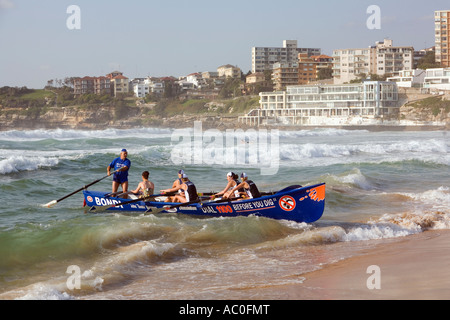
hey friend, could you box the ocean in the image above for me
[0,126,448,300]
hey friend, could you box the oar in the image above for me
[89,192,176,212]
[43,170,117,208]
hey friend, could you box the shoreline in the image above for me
[254,229,450,300]
[0,120,449,132]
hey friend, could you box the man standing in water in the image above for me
[107,149,131,198]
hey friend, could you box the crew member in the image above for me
[213,172,244,199]
[172,174,199,203]
[230,172,261,199]
[107,149,131,198]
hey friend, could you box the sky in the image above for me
[0,0,448,88]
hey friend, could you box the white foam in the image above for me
[15,283,73,300]
[0,127,173,141]
[278,138,450,167]
[0,156,59,174]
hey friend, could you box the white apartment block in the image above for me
[239,81,398,126]
[132,82,150,98]
[386,69,426,88]
[333,39,414,84]
[252,40,321,73]
[423,68,450,90]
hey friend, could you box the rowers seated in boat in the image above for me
[161,174,199,203]
[212,172,244,200]
[106,170,155,200]
[229,172,261,200]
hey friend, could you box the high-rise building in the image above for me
[333,39,414,84]
[435,10,450,67]
[251,40,320,73]
[272,62,299,91]
[298,53,318,84]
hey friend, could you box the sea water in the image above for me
[0,127,448,299]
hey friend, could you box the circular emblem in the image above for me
[87,196,93,203]
[279,195,296,211]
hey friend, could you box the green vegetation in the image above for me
[409,96,450,117]
[148,96,259,118]
[416,51,440,70]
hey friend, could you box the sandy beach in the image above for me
[257,229,450,300]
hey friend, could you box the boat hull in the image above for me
[83,183,326,223]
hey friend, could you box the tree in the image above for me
[317,68,333,80]
[219,78,242,99]
[417,51,440,69]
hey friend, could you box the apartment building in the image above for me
[110,74,129,97]
[423,67,450,90]
[94,77,111,95]
[435,10,450,67]
[333,39,414,84]
[386,69,426,88]
[73,76,111,95]
[217,64,241,78]
[298,53,317,84]
[311,55,333,76]
[376,39,414,76]
[131,80,150,98]
[251,40,321,73]
[239,81,398,126]
[272,62,299,91]
[246,72,266,84]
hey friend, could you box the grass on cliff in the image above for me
[409,96,450,116]
[149,96,259,117]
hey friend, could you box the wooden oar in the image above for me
[89,192,176,212]
[43,170,117,208]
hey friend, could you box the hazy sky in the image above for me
[0,0,448,88]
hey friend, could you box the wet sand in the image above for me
[257,229,450,300]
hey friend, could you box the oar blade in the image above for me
[42,200,58,208]
[145,206,166,215]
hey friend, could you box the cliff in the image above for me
[0,104,245,131]
[0,93,449,131]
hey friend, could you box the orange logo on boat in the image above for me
[300,185,325,202]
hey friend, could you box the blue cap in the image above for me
[178,169,185,174]
[121,149,127,153]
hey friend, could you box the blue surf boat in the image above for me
[83,183,326,223]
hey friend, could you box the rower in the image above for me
[161,169,185,202]
[213,172,244,199]
[172,174,199,203]
[131,171,155,199]
[231,172,261,199]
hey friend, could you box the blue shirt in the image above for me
[109,157,131,183]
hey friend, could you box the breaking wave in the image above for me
[0,156,59,175]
